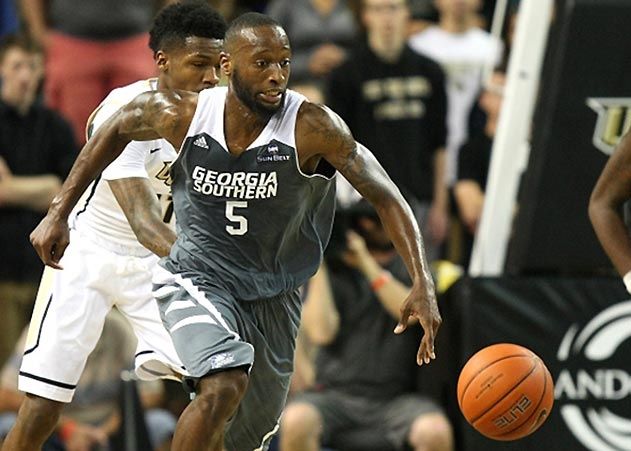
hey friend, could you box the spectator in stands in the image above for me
[409,0,502,186]
[453,70,505,267]
[0,33,77,369]
[19,0,171,144]
[266,0,358,92]
[279,201,453,451]
[0,310,176,451]
[204,0,251,23]
[326,0,448,262]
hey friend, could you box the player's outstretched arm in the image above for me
[296,102,441,366]
[30,90,197,268]
[589,129,631,291]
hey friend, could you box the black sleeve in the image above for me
[325,59,357,131]
[457,137,486,186]
[424,59,448,152]
[47,111,79,179]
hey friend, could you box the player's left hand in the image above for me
[30,213,70,270]
[395,282,441,366]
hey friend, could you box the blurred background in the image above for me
[2,0,631,450]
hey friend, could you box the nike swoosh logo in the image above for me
[150,148,161,154]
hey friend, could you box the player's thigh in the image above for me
[117,256,185,379]
[224,292,307,451]
[152,267,255,378]
[19,243,113,402]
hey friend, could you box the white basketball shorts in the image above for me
[19,230,186,403]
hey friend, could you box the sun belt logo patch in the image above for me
[587,98,631,155]
[257,142,290,163]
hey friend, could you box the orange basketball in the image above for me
[457,343,554,441]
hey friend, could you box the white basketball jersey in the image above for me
[69,79,178,255]
[409,26,502,183]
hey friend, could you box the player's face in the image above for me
[227,26,291,117]
[157,36,223,92]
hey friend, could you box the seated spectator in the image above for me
[280,200,453,451]
[453,70,505,267]
[0,33,77,369]
[0,310,176,451]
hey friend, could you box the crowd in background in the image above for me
[0,0,519,449]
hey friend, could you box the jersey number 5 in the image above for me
[226,201,248,235]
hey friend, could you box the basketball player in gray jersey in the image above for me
[31,13,442,451]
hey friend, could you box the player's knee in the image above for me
[281,402,322,440]
[196,369,248,418]
[22,394,64,417]
[408,412,454,451]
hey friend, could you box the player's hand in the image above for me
[395,282,441,366]
[30,213,70,269]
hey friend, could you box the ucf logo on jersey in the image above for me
[587,97,631,155]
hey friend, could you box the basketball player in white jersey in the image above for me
[1,4,227,451]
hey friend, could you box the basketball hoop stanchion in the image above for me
[469,0,554,276]
[111,370,154,451]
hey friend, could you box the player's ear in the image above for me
[155,50,169,73]
[220,52,232,76]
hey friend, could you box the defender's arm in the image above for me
[30,90,197,268]
[109,177,176,257]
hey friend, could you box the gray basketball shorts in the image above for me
[294,389,444,450]
[152,266,301,451]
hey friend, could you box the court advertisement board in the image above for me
[422,277,631,451]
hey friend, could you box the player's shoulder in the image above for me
[297,100,341,132]
[296,100,354,152]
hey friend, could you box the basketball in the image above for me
[457,343,554,441]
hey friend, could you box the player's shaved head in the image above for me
[224,13,286,53]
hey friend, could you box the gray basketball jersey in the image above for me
[163,87,336,300]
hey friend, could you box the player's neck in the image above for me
[224,93,272,155]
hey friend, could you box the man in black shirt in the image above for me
[280,202,453,451]
[326,0,448,262]
[0,34,77,367]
